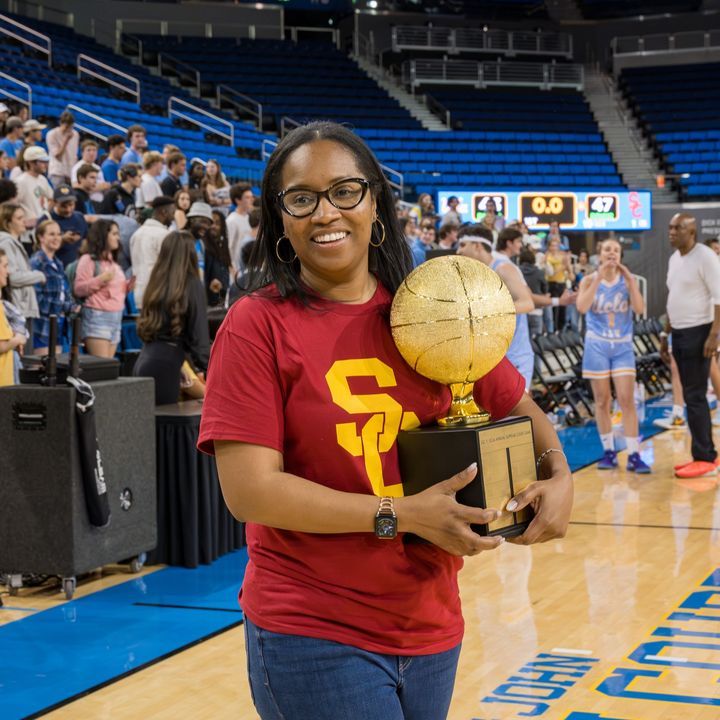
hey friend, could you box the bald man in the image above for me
[661,213,720,479]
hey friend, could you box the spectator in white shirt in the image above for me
[14,146,53,229]
[661,213,720,480]
[45,111,79,187]
[71,139,109,202]
[129,195,175,308]
[140,151,164,209]
[226,183,254,270]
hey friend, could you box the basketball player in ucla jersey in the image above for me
[576,239,650,473]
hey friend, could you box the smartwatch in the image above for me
[374,497,397,539]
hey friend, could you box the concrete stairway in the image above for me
[355,56,450,131]
[584,65,677,203]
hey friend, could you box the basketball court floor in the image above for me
[2,398,719,720]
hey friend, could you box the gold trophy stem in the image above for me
[438,382,491,427]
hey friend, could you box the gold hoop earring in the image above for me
[370,219,386,248]
[275,235,297,264]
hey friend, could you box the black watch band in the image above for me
[374,496,397,539]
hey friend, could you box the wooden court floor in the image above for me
[5,424,720,720]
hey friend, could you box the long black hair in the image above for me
[248,121,412,303]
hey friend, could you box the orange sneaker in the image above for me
[674,458,720,472]
[675,461,718,479]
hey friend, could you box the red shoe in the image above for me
[675,461,719,479]
[674,458,720,471]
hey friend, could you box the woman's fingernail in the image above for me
[496,536,505,544]
[506,500,518,512]
[467,462,477,471]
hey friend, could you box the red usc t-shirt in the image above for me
[199,282,524,655]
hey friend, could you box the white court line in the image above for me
[551,648,595,656]
[644,655,689,663]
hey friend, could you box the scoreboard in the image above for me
[438,189,653,231]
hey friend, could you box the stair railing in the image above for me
[65,103,128,142]
[77,54,141,105]
[0,12,51,66]
[168,96,234,147]
[0,69,32,116]
[217,84,263,131]
[159,53,201,96]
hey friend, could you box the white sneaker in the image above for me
[653,414,687,430]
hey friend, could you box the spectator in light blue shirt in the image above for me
[0,117,24,170]
[120,124,147,167]
[101,134,127,184]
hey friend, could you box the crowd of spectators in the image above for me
[0,105,259,397]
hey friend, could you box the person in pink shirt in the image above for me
[73,218,127,357]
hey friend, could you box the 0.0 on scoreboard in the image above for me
[519,192,577,227]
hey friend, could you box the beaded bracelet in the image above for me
[536,448,566,471]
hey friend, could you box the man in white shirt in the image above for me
[14,146,53,228]
[70,139,109,202]
[45,111,79,187]
[139,151,164,209]
[661,213,720,479]
[226,183,254,269]
[129,195,175,308]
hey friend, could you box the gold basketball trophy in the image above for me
[391,255,536,537]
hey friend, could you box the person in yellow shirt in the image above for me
[544,237,574,330]
[0,248,27,385]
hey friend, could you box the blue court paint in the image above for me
[558,399,670,472]
[0,549,248,720]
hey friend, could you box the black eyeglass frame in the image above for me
[277,177,371,218]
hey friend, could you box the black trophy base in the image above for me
[397,415,536,537]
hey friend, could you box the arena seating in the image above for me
[135,36,422,131]
[619,62,720,199]
[0,14,270,183]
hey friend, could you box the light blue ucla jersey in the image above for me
[586,274,633,341]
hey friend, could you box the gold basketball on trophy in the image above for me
[390,255,516,425]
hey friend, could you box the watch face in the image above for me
[375,516,397,539]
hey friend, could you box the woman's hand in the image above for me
[99,270,114,284]
[506,469,573,545]
[396,464,505,557]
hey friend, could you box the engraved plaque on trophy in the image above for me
[391,255,536,537]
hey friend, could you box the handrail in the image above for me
[77,53,141,105]
[391,26,573,59]
[281,116,301,138]
[7,0,73,28]
[403,59,584,91]
[261,138,277,161]
[0,12,52,66]
[65,104,128,142]
[122,33,144,60]
[612,30,720,56]
[168,96,234,147]
[289,25,340,49]
[425,92,451,128]
[0,70,32,116]
[159,53,200,95]
[217,84,263,131]
[380,163,403,195]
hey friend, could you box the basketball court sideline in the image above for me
[2,409,719,720]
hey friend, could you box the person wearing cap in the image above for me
[101,134,127,185]
[0,117,24,169]
[129,195,175,308]
[186,201,214,285]
[14,146,52,230]
[188,158,206,190]
[49,184,90,267]
[456,224,535,390]
[46,111,79,188]
[23,119,47,149]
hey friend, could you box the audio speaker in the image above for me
[0,378,157,578]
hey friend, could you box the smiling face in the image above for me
[599,239,621,265]
[279,139,376,291]
[39,222,62,254]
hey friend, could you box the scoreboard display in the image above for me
[439,189,652,231]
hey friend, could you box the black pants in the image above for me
[672,323,717,462]
[133,341,185,406]
[548,281,566,330]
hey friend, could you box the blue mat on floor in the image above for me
[0,549,248,719]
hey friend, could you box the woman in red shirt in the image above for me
[199,121,573,720]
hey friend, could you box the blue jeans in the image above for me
[244,617,462,720]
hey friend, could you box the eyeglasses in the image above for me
[278,178,370,218]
